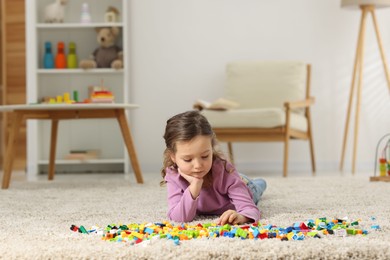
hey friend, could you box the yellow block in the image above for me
[64,92,70,102]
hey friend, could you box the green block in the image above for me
[222,224,231,231]
[235,228,248,238]
[346,228,357,235]
[316,225,325,230]
[79,225,88,234]
[119,225,128,230]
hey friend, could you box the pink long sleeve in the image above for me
[166,179,199,222]
[164,158,260,223]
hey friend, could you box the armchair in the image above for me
[200,61,316,177]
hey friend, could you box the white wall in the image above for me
[127,0,390,174]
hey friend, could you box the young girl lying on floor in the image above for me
[161,110,266,225]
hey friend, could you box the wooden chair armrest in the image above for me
[284,97,315,109]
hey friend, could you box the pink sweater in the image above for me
[164,158,260,223]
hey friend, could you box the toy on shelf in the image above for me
[39,82,115,105]
[41,92,73,104]
[65,149,100,160]
[370,133,390,182]
[89,88,114,103]
[67,42,78,69]
[88,79,115,103]
[55,41,67,69]
[43,41,54,69]
[80,3,91,23]
[79,27,123,69]
[105,6,120,22]
[73,90,79,103]
[40,91,85,104]
[44,0,68,23]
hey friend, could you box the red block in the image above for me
[299,223,308,230]
[259,233,268,240]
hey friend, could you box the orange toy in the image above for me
[55,41,66,68]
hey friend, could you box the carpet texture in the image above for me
[0,172,389,260]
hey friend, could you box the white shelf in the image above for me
[36,22,124,29]
[38,159,125,165]
[37,69,124,74]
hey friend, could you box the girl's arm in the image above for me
[212,159,261,223]
[165,173,199,222]
[224,172,261,223]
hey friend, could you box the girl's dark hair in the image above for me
[160,110,226,185]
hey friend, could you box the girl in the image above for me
[161,110,266,225]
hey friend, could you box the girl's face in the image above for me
[171,135,213,179]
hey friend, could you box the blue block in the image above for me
[144,227,154,234]
[264,224,272,230]
[285,227,293,233]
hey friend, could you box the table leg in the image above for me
[2,112,23,189]
[115,109,144,184]
[48,119,59,180]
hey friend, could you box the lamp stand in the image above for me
[340,4,390,174]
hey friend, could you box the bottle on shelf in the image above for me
[43,41,54,69]
[67,42,78,68]
[80,3,91,23]
[55,41,67,69]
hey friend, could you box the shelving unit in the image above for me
[26,0,129,175]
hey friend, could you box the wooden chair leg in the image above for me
[283,137,289,178]
[309,134,316,176]
[307,112,316,176]
[284,108,292,178]
[227,142,234,164]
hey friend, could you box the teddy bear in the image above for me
[79,27,123,69]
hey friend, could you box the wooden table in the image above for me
[0,103,144,189]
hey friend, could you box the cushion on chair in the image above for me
[226,61,307,114]
[202,108,308,132]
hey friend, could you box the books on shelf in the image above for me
[193,98,239,111]
[65,149,100,160]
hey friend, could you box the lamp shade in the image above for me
[341,0,390,8]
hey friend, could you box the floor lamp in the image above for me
[340,0,390,174]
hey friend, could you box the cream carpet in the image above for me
[0,171,389,259]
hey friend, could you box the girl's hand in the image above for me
[178,169,204,185]
[217,210,250,225]
[178,169,203,199]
